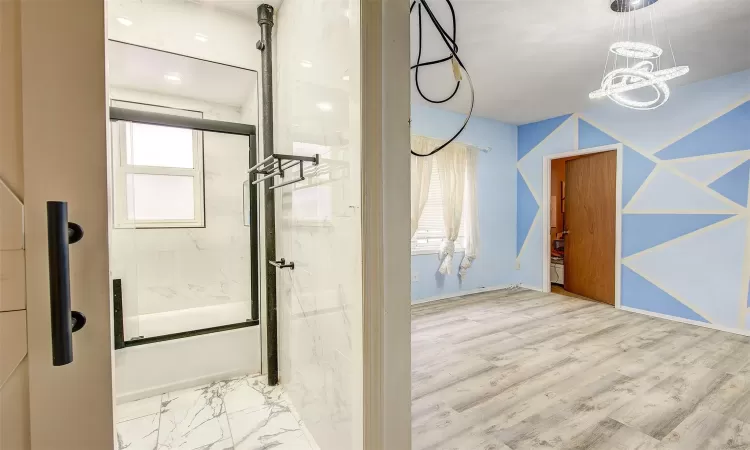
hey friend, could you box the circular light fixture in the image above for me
[589,61,689,110]
[316,102,333,111]
[164,73,182,84]
[300,60,313,68]
[116,17,133,26]
[610,0,658,12]
[610,41,662,59]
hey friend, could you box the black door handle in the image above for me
[269,258,294,270]
[47,201,86,366]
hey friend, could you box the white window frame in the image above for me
[111,119,205,229]
[410,163,466,255]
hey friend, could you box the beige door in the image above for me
[20,1,115,449]
[0,0,30,448]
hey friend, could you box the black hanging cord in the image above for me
[411,0,475,157]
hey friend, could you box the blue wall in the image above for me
[517,69,750,332]
[411,104,517,302]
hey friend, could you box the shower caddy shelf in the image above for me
[248,152,320,190]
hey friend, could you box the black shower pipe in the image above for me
[257,3,279,387]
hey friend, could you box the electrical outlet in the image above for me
[515,261,521,270]
[412,273,419,282]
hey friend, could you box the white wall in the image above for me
[275,1,364,449]
[108,0,260,70]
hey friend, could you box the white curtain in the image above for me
[459,148,480,278]
[436,144,467,274]
[410,136,434,237]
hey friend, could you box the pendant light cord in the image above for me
[410,0,475,157]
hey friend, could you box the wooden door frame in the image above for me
[541,144,623,309]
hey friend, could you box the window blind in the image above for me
[411,164,466,253]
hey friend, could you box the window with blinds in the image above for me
[411,164,466,254]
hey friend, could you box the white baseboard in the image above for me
[621,306,750,338]
[412,284,512,306]
[519,284,546,293]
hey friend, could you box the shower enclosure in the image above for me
[104,4,264,400]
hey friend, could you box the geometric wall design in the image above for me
[578,118,618,149]
[518,114,571,160]
[663,151,749,184]
[517,86,750,333]
[708,160,750,207]
[625,166,741,213]
[517,172,538,255]
[624,216,747,328]
[621,214,735,257]
[621,266,709,323]
[656,101,750,160]
[622,146,656,206]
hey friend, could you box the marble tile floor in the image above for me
[413,288,750,450]
[116,374,319,450]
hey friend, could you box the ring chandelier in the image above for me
[590,0,689,110]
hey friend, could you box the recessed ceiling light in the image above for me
[300,60,313,68]
[194,33,208,42]
[316,102,333,112]
[342,74,350,81]
[117,17,133,27]
[164,73,182,84]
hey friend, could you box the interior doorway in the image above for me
[542,144,623,306]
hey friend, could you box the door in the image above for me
[0,0,31,448]
[21,1,115,449]
[564,151,617,305]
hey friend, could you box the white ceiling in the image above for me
[411,0,750,124]
[108,41,256,107]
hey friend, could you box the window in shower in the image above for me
[112,116,205,229]
[107,41,259,346]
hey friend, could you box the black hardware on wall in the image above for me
[113,279,125,350]
[249,126,260,323]
[47,201,87,366]
[257,3,279,387]
[269,258,294,270]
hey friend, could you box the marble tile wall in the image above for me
[109,93,254,337]
[275,1,363,449]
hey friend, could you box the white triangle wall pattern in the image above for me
[624,216,748,328]
[625,166,742,214]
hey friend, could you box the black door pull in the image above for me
[47,201,86,366]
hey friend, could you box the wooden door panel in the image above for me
[22,0,115,448]
[563,151,616,305]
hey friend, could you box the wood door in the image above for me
[21,1,115,448]
[563,151,616,305]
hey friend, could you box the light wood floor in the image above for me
[551,284,594,302]
[412,289,750,450]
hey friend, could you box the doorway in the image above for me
[542,144,623,306]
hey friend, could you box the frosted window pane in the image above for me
[129,123,194,168]
[126,174,195,221]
